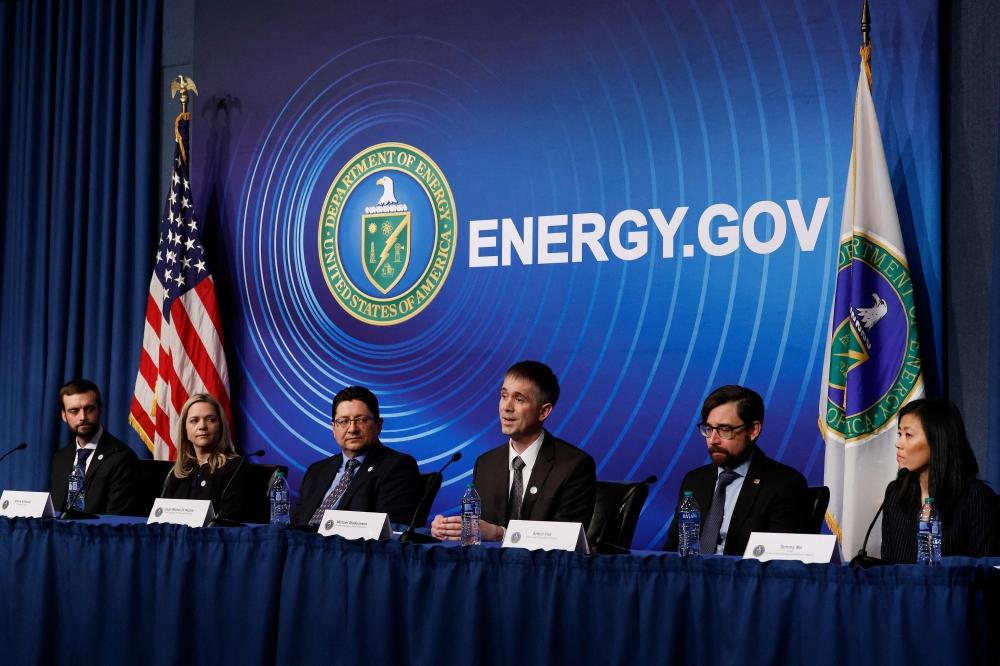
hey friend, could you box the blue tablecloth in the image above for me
[0,517,996,666]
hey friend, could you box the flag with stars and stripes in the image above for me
[129,113,232,460]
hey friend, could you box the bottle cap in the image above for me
[276,470,284,477]
[683,491,693,496]
[467,483,474,488]
[925,497,934,503]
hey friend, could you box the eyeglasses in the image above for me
[697,423,746,440]
[333,416,375,428]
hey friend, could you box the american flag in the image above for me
[130,114,232,460]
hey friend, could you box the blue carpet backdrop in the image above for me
[192,0,942,549]
[0,0,162,492]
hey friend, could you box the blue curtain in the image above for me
[0,0,162,492]
[989,67,1000,492]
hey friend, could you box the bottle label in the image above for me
[680,510,700,522]
[918,521,930,534]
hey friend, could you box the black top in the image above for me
[50,430,142,515]
[161,456,250,522]
[290,441,422,525]
[663,445,812,555]
[880,479,1000,563]
[473,430,597,530]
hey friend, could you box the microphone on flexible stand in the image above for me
[208,449,265,528]
[849,467,910,568]
[399,452,462,544]
[0,443,27,465]
[59,446,122,520]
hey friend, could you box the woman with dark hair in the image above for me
[161,393,249,521]
[881,399,1000,563]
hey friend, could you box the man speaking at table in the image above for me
[431,361,596,541]
[664,385,811,555]
[50,379,141,515]
[291,386,422,526]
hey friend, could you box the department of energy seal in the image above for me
[318,143,457,325]
[826,234,922,441]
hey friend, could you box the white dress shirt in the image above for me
[508,430,544,503]
[714,449,755,554]
[74,426,103,474]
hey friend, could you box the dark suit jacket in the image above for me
[474,430,597,529]
[161,456,250,522]
[290,441,421,525]
[664,446,811,555]
[50,429,141,515]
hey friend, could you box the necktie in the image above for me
[699,470,741,554]
[310,458,360,525]
[508,456,526,521]
[76,447,91,471]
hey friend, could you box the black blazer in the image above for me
[473,430,597,530]
[664,446,811,555]
[161,456,250,522]
[290,441,421,525]
[880,479,1000,563]
[50,429,141,515]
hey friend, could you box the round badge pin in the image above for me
[200,480,207,487]
[368,467,373,472]
[529,486,537,494]
[97,454,104,460]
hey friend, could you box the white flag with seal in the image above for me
[821,53,924,560]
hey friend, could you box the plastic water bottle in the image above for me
[269,471,290,524]
[461,483,481,545]
[916,497,941,565]
[678,491,701,555]
[68,462,86,511]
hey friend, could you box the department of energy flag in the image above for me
[821,51,923,560]
[129,113,232,460]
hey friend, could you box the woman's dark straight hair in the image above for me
[895,398,980,522]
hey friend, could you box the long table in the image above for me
[0,517,997,666]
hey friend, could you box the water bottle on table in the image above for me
[678,491,701,556]
[916,497,941,565]
[461,483,481,545]
[269,471,290,524]
[68,462,86,511]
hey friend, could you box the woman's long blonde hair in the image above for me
[173,393,236,478]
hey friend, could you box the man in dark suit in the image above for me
[664,385,811,555]
[50,379,141,515]
[290,386,421,526]
[431,361,596,541]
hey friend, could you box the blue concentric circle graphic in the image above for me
[193,0,941,549]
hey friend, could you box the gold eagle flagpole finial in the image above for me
[170,75,198,164]
[860,0,872,91]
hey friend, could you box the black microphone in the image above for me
[0,443,27,465]
[398,452,462,544]
[643,475,658,484]
[207,449,265,528]
[850,467,910,569]
[59,445,122,520]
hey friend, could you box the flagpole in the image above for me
[170,75,199,165]
[860,0,872,91]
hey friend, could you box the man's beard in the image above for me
[709,443,754,469]
[70,422,98,440]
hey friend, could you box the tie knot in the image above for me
[76,448,90,467]
[346,458,360,471]
[718,470,740,488]
[512,456,525,471]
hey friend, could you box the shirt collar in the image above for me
[717,447,755,478]
[341,450,368,471]
[509,430,544,470]
[76,426,103,450]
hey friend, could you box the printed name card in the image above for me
[147,499,216,528]
[502,520,589,554]
[742,532,837,564]
[318,510,392,540]
[0,491,55,518]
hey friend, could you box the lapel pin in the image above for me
[201,480,207,487]
[97,454,104,460]
[368,466,373,472]
[753,478,760,484]
[530,486,537,494]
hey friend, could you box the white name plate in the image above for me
[0,491,55,518]
[743,532,837,564]
[502,520,589,554]
[318,510,392,540]
[147,499,215,528]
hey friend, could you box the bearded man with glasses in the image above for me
[290,386,421,526]
[663,385,811,555]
